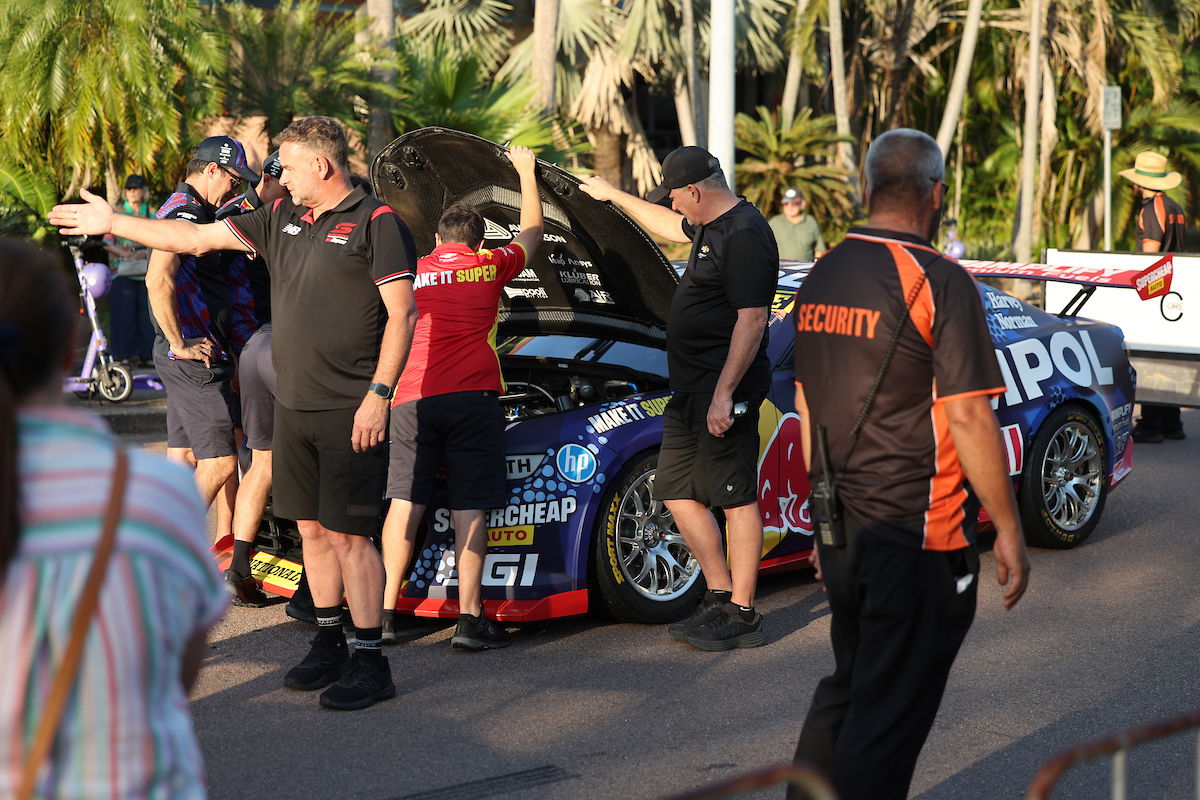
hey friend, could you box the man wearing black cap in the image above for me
[145,136,260,544]
[219,151,288,606]
[579,147,779,650]
[103,174,155,365]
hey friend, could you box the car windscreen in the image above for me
[499,335,668,379]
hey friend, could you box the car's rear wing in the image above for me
[961,255,1173,316]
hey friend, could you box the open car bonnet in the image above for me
[371,128,678,346]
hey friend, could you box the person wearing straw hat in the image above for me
[1120,151,1187,443]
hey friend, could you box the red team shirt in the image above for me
[393,241,528,406]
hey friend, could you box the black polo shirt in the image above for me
[670,199,778,393]
[793,227,1003,551]
[224,185,417,411]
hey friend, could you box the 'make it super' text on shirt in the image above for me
[393,241,528,406]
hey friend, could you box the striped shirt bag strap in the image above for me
[19,447,129,800]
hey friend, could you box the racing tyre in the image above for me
[1019,405,1107,549]
[96,362,133,402]
[592,452,704,623]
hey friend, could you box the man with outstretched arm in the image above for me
[381,145,543,649]
[52,116,418,712]
[578,147,779,650]
[788,128,1030,800]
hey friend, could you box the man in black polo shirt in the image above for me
[145,135,259,544]
[50,117,418,712]
[579,147,778,650]
[789,129,1030,799]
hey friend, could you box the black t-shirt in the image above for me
[224,186,417,411]
[793,227,1004,550]
[1136,193,1186,252]
[216,192,271,326]
[669,199,779,393]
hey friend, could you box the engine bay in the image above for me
[499,355,669,421]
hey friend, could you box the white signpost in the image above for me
[1102,86,1122,251]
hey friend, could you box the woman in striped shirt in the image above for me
[0,238,227,799]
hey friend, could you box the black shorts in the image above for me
[273,403,388,536]
[238,326,276,450]
[653,392,764,508]
[154,342,239,459]
[387,391,506,510]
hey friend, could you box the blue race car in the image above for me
[218,129,1135,624]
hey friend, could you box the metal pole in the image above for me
[708,0,736,189]
[1104,128,1113,250]
[1111,749,1126,800]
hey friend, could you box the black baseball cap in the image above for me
[124,174,147,190]
[262,150,282,179]
[195,136,259,183]
[645,146,722,205]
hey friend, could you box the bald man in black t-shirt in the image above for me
[789,129,1029,800]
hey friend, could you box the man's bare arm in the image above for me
[706,306,768,437]
[793,382,822,579]
[350,279,418,453]
[943,393,1030,610]
[50,188,247,255]
[575,175,690,243]
[507,146,545,257]
[145,250,217,366]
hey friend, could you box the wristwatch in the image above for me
[367,382,394,400]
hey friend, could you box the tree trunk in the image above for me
[827,0,857,174]
[365,0,396,162]
[673,73,698,147]
[1015,0,1042,262]
[533,0,561,116]
[590,127,626,187]
[681,0,704,148]
[883,0,918,128]
[780,0,811,128]
[936,0,986,158]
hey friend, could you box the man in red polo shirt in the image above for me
[381,145,543,649]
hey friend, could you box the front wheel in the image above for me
[592,452,704,623]
[96,362,133,402]
[1019,405,1108,548]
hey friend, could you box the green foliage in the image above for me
[393,39,579,162]
[211,0,399,143]
[0,164,58,241]
[735,107,859,240]
[0,0,222,196]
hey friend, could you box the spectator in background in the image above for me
[103,174,155,366]
[1121,151,1187,443]
[768,187,826,262]
[0,238,225,798]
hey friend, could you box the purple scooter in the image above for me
[63,243,163,401]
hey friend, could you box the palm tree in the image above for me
[735,107,857,238]
[935,0,986,157]
[212,0,398,144]
[0,0,222,199]
[366,0,399,160]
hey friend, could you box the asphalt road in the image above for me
[189,409,1200,800]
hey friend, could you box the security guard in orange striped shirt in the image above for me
[789,129,1030,800]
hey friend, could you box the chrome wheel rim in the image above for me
[614,471,699,601]
[1040,421,1103,531]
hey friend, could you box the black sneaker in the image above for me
[451,613,511,650]
[318,652,396,710]
[1132,424,1164,444]
[283,635,349,691]
[1164,426,1186,440]
[667,592,727,642]
[683,603,766,651]
[223,568,270,608]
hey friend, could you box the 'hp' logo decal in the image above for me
[556,444,597,483]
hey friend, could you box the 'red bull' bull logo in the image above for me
[757,412,814,538]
